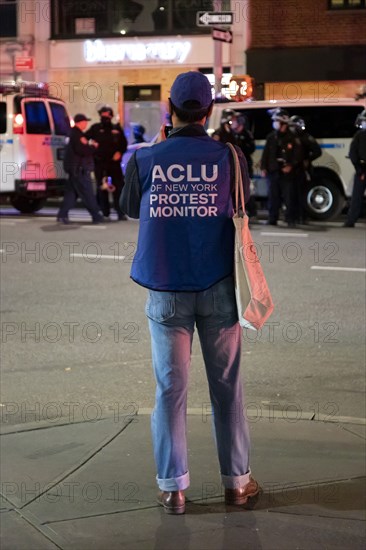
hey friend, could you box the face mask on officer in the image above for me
[361,121,366,130]
[272,120,281,131]
[101,115,112,126]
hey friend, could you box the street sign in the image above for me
[197,11,233,27]
[212,28,233,43]
[15,56,34,71]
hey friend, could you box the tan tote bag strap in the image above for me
[227,143,246,216]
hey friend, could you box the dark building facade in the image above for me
[245,0,366,98]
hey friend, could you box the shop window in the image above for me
[328,0,365,9]
[124,85,161,102]
[0,0,17,38]
[75,18,96,35]
[51,0,216,38]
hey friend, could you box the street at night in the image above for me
[1,208,365,423]
[1,0,366,548]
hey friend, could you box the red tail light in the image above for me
[13,113,24,134]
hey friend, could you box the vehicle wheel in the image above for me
[304,178,344,221]
[11,196,45,213]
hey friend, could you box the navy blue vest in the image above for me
[131,135,234,291]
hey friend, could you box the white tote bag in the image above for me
[227,143,274,330]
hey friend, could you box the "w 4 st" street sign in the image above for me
[196,11,233,27]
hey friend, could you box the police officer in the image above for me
[121,71,259,515]
[212,109,236,145]
[86,106,128,220]
[57,114,103,224]
[289,115,322,224]
[132,123,146,144]
[231,113,257,219]
[344,110,366,227]
[261,108,303,227]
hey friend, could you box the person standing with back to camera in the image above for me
[120,71,260,515]
[86,106,128,221]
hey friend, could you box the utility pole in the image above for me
[213,0,223,97]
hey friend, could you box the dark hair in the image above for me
[169,99,212,123]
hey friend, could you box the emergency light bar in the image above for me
[0,81,49,96]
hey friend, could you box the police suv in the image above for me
[0,81,71,213]
[208,99,365,220]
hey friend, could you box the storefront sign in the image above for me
[84,39,191,64]
[50,37,230,69]
[15,56,34,71]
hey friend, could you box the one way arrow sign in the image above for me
[196,11,233,27]
[212,28,233,43]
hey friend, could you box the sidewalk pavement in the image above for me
[1,410,365,550]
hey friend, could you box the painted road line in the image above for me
[260,232,309,238]
[0,221,15,226]
[33,217,93,223]
[71,253,126,261]
[311,266,366,272]
[81,225,106,229]
[0,218,27,223]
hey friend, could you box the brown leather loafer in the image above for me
[225,476,261,506]
[157,490,185,515]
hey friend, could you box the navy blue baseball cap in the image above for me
[170,71,213,111]
[74,113,91,123]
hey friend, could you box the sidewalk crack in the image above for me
[268,509,365,522]
[18,418,135,511]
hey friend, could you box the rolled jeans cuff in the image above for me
[156,471,190,492]
[221,469,251,489]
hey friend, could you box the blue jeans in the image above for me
[146,275,251,492]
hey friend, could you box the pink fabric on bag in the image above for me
[229,142,274,331]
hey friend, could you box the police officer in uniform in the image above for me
[212,112,256,219]
[57,114,103,224]
[86,106,128,220]
[231,113,257,219]
[344,109,366,227]
[121,71,259,515]
[212,109,236,145]
[231,113,256,177]
[261,108,303,227]
[289,115,322,224]
[132,123,146,144]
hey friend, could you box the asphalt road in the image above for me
[1,206,365,427]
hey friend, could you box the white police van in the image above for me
[0,81,71,213]
[208,99,365,220]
